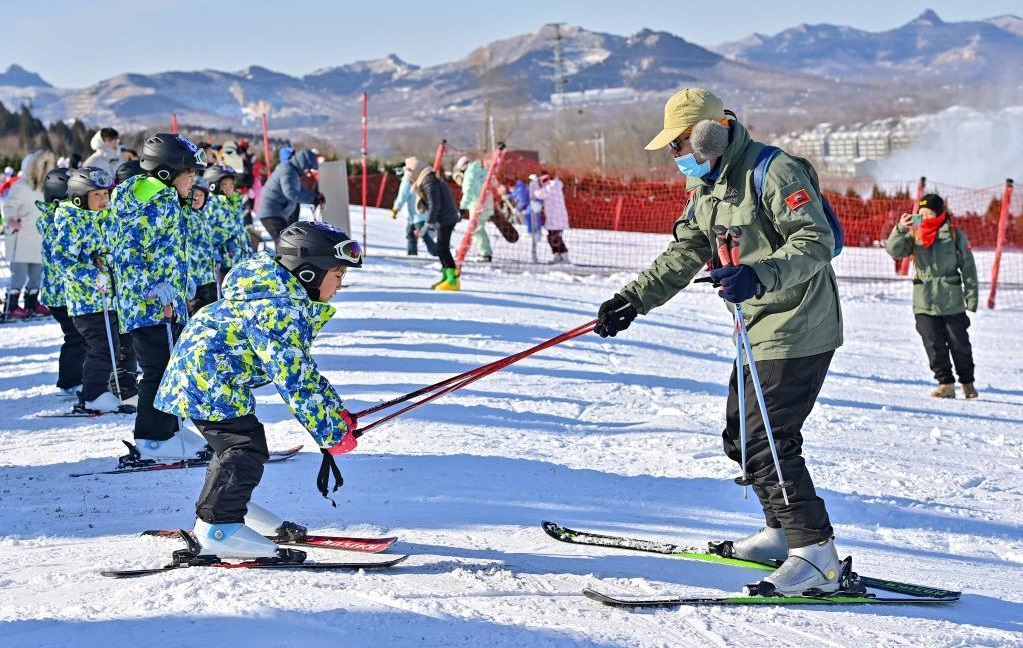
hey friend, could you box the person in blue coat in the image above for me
[390,160,436,256]
[257,150,320,245]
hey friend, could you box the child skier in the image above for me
[155,221,362,560]
[51,167,138,412]
[204,164,251,283]
[185,176,218,314]
[36,168,87,398]
[108,133,206,463]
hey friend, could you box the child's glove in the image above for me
[327,409,359,456]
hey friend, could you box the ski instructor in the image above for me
[594,88,844,596]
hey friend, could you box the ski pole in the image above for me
[355,320,597,435]
[214,261,222,300]
[716,226,750,501]
[99,276,125,410]
[708,225,790,505]
[356,319,597,418]
[163,303,188,462]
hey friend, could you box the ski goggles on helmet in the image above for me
[87,168,114,188]
[333,239,363,266]
[175,135,208,168]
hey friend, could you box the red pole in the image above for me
[375,171,389,208]
[455,146,504,269]
[987,178,1014,310]
[897,176,925,276]
[261,113,272,173]
[361,93,368,252]
[432,139,447,172]
[171,113,179,134]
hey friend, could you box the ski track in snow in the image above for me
[1,207,1022,647]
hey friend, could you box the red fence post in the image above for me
[375,171,389,208]
[897,176,925,276]
[612,196,624,231]
[171,113,179,134]
[455,147,504,269]
[433,140,447,173]
[361,93,368,251]
[987,178,1014,309]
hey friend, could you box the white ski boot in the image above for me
[59,385,82,401]
[121,428,212,466]
[244,503,308,542]
[752,537,843,596]
[193,519,279,560]
[82,391,122,413]
[710,526,788,563]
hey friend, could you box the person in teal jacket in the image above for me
[108,133,205,463]
[885,193,979,399]
[455,155,493,262]
[155,221,362,561]
[52,167,137,412]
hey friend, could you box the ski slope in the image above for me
[1,207,1021,647]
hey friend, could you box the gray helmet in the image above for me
[66,167,115,208]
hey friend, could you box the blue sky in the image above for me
[4,0,1022,87]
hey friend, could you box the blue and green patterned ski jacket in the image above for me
[50,202,116,316]
[154,252,353,450]
[108,174,190,332]
[35,200,65,308]
[209,193,251,268]
[185,204,217,287]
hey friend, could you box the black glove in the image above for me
[708,265,764,303]
[595,294,637,338]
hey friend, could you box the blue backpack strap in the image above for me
[752,145,781,215]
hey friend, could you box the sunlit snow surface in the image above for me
[1,208,1021,647]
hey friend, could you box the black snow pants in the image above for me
[50,306,86,390]
[722,350,835,549]
[914,312,975,385]
[194,414,270,524]
[130,322,181,441]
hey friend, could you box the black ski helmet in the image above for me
[275,222,363,294]
[139,133,207,182]
[115,159,144,185]
[203,164,237,194]
[43,168,71,204]
[66,167,115,208]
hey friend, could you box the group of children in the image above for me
[31,135,252,456]
[13,131,365,562]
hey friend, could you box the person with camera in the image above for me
[885,193,979,399]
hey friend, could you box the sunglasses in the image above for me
[333,239,363,265]
[668,129,694,154]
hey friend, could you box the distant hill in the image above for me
[712,9,1023,84]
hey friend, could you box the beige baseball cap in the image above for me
[645,88,725,151]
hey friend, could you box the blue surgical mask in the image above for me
[674,153,711,178]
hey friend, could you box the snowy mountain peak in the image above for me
[0,64,51,88]
[986,13,1023,36]
[912,9,945,27]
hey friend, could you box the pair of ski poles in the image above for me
[700,225,792,505]
[351,319,598,436]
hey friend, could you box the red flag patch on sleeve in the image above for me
[784,188,812,210]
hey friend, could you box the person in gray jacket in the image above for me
[257,150,321,245]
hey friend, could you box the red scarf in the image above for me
[917,213,947,248]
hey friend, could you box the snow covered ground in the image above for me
[1,207,1022,647]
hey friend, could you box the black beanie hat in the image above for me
[919,193,945,215]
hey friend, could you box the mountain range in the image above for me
[0,10,1021,146]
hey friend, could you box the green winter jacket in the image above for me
[620,120,843,361]
[884,220,978,315]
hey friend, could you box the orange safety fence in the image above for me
[352,151,1023,309]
